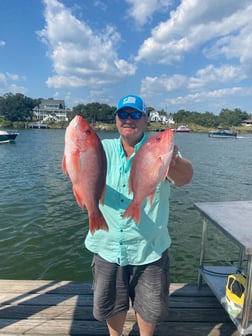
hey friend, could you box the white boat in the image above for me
[0,130,19,143]
[208,128,238,138]
[174,125,191,133]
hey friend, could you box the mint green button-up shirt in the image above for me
[84,135,171,266]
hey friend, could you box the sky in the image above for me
[1,0,252,114]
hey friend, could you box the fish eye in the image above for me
[85,129,92,135]
[156,136,161,141]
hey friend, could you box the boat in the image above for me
[174,125,191,132]
[0,130,19,143]
[208,128,238,138]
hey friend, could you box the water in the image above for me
[0,130,252,283]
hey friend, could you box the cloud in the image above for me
[188,64,246,90]
[135,0,252,112]
[0,72,26,96]
[167,86,252,106]
[141,74,187,97]
[0,40,6,47]
[136,0,252,65]
[141,63,245,96]
[39,0,136,90]
[126,0,171,26]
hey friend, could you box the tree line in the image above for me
[0,92,250,128]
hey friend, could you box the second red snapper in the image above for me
[62,115,108,234]
[123,129,174,223]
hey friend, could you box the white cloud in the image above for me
[6,72,20,81]
[0,73,7,85]
[141,74,187,97]
[189,64,246,90]
[167,86,252,106]
[136,0,252,65]
[134,0,252,112]
[0,40,5,47]
[141,63,245,98]
[126,0,171,26]
[0,72,26,96]
[39,0,136,90]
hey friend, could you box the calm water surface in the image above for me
[0,129,251,283]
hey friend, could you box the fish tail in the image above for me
[123,203,141,224]
[89,210,109,235]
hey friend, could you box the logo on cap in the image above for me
[122,96,137,105]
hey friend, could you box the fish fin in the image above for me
[128,183,133,195]
[89,210,109,234]
[73,187,85,210]
[148,192,156,205]
[159,150,173,179]
[62,156,67,174]
[123,203,141,224]
[99,185,106,205]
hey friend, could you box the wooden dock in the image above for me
[0,280,240,335]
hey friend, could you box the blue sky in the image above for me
[1,0,252,114]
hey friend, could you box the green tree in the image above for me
[0,93,36,121]
[219,108,249,127]
[72,103,115,123]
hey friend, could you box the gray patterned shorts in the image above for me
[91,250,170,324]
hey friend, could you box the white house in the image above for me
[149,111,161,122]
[149,111,175,125]
[33,99,70,122]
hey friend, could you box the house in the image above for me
[33,99,70,122]
[149,111,161,122]
[149,111,175,125]
[241,119,252,126]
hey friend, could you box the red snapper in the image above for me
[62,115,108,234]
[123,129,174,223]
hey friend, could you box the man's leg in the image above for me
[136,312,156,336]
[106,311,127,336]
[131,251,170,335]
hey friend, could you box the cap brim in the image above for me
[115,105,146,114]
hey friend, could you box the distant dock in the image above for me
[0,280,239,335]
[27,123,50,129]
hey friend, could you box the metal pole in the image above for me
[198,218,208,288]
[241,255,252,333]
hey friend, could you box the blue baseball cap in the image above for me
[115,94,147,114]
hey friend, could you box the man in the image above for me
[85,94,193,336]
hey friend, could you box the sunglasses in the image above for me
[117,110,143,120]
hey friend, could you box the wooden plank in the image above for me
[0,319,107,335]
[126,322,241,336]
[1,280,213,296]
[1,320,239,336]
[0,280,241,336]
[0,305,230,322]
[0,293,93,306]
[0,280,93,294]
[0,319,241,336]
[0,293,219,309]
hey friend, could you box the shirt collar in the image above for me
[118,134,147,158]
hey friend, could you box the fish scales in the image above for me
[62,115,108,234]
[123,129,174,223]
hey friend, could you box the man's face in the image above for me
[115,107,147,141]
